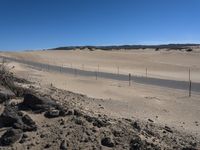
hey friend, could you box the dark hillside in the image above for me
[50,44,200,51]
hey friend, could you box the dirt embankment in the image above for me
[0,64,199,150]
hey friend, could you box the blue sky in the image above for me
[0,0,200,51]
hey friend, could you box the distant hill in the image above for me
[50,44,200,51]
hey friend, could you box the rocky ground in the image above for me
[0,64,200,150]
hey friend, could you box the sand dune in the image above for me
[2,49,200,82]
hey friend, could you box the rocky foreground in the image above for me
[0,64,199,150]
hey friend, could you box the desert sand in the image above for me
[2,48,200,82]
[0,48,200,149]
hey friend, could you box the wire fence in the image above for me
[1,56,200,96]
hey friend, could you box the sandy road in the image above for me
[1,55,200,93]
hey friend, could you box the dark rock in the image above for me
[101,137,115,147]
[22,134,28,139]
[84,115,109,128]
[163,130,166,134]
[130,135,143,150]
[0,105,22,127]
[0,86,15,103]
[13,122,24,130]
[91,127,97,133]
[60,119,65,125]
[112,130,123,137]
[13,122,37,132]
[93,118,109,128]
[60,140,67,150]
[0,105,37,131]
[24,124,37,132]
[44,109,60,118]
[148,119,154,123]
[164,126,173,133]
[0,129,23,146]
[13,115,37,132]
[21,93,60,112]
[84,115,93,122]
[40,134,46,138]
[19,138,26,144]
[132,121,141,131]
[190,141,197,147]
[74,117,84,125]
[59,109,67,116]
[22,115,35,126]
[17,111,24,117]
[144,129,155,137]
[66,109,73,115]
[20,93,67,118]
[44,143,51,149]
[21,115,37,131]
[74,109,82,116]
[144,141,160,150]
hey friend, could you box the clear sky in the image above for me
[0,0,200,51]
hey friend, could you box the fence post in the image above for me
[129,73,131,86]
[146,67,147,78]
[95,71,97,80]
[189,80,191,97]
[188,68,191,97]
[117,66,119,76]
[189,68,191,81]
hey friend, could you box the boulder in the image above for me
[0,105,22,127]
[44,109,60,118]
[21,93,65,113]
[13,117,37,132]
[0,129,23,146]
[22,115,36,126]
[21,115,37,131]
[0,105,37,131]
[0,86,15,103]
[101,137,115,147]
[21,93,56,111]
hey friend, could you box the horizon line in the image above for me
[1,43,200,52]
